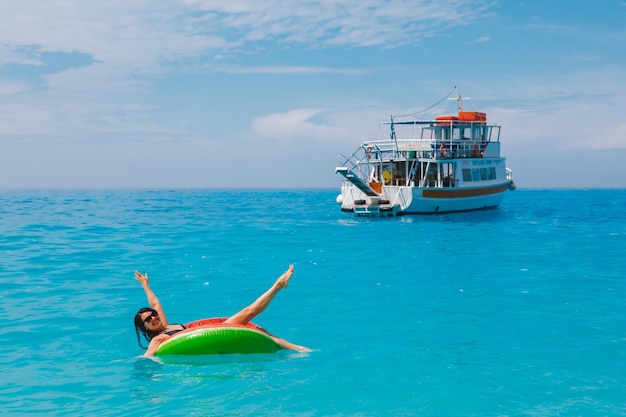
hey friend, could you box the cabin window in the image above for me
[462,167,497,182]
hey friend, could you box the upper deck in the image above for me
[348,117,502,164]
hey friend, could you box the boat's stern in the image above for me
[336,185,402,217]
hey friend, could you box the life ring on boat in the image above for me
[155,318,281,356]
[382,171,391,185]
[365,146,372,159]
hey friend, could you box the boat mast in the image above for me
[389,115,398,155]
[454,86,465,112]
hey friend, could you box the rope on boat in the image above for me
[393,88,456,119]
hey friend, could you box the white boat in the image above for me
[335,89,515,217]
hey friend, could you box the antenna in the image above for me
[448,86,470,112]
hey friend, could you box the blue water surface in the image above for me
[0,189,625,416]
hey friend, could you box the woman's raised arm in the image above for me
[134,271,169,326]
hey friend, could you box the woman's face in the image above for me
[141,310,165,331]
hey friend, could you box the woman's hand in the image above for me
[135,270,168,326]
[135,271,149,285]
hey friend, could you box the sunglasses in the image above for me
[143,311,158,325]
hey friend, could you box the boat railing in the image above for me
[361,139,435,160]
[386,119,501,141]
[337,139,402,168]
[366,138,489,160]
[341,137,496,165]
[435,140,488,159]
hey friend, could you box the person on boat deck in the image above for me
[439,142,448,158]
[472,143,481,158]
[133,264,311,357]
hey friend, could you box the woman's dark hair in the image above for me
[134,307,161,349]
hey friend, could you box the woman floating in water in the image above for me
[133,265,311,356]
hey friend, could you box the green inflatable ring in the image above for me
[155,322,281,356]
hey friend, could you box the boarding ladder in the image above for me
[335,167,379,197]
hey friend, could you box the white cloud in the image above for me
[211,64,368,75]
[253,108,347,141]
[0,0,493,144]
[184,0,491,48]
[470,36,491,44]
[433,64,626,155]
[0,0,491,73]
[0,79,31,96]
[0,1,625,188]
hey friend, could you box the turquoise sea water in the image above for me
[0,189,625,416]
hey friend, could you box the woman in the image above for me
[133,264,311,356]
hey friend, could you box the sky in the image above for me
[1,0,625,189]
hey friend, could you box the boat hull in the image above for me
[338,181,511,216]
